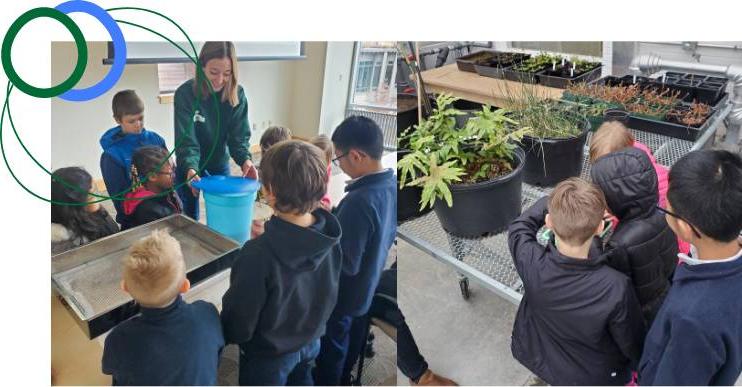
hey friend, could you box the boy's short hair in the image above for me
[112,90,145,120]
[310,134,334,163]
[260,126,292,153]
[668,150,742,242]
[548,178,607,245]
[260,140,327,214]
[331,116,384,160]
[123,229,185,307]
[589,121,635,162]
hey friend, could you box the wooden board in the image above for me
[418,64,564,107]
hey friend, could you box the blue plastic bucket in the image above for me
[192,176,260,244]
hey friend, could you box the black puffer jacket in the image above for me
[590,147,678,325]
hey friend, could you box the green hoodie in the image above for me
[173,78,251,175]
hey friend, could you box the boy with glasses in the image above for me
[638,150,742,386]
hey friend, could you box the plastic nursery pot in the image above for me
[397,150,433,223]
[433,147,525,238]
[603,109,630,124]
[521,120,591,187]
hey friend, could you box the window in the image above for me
[509,42,602,58]
[348,42,397,110]
[157,63,195,96]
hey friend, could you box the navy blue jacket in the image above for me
[334,169,397,317]
[99,126,166,226]
[221,208,342,356]
[639,253,742,386]
[102,296,224,385]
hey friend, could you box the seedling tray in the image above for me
[473,52,531,79]
[537,64,602,89]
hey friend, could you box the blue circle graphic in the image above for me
[54,0,126,102]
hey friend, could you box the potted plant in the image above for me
[398,94,530,237]
[506,84,590,187]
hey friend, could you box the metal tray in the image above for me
[52,214,241,339]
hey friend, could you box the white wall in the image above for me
[51,41,340,179]
[319,42,355,135]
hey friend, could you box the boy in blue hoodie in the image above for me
[100,90,166,228]
[221,140,343,386]
[639,150,742,386]
[314,116,397,385]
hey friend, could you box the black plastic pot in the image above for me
[397,150,433,223]
[604,109,630,124]
[433,147,525,238]
[521,120,590,187]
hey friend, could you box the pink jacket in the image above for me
[633,141,690,255]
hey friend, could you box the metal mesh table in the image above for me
[397,104,730,304]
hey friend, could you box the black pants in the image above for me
[368,264,429,382]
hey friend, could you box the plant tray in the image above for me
[537,64,602,89]
[456,50,499,73]
[627,97,723,142]
[51,214,241,339]
[503,67,544,84]
[473,52,531,79]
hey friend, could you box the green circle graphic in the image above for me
[0,8,225,206]
[1,7,87,98]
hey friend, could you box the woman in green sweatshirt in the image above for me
[174,41,257,220]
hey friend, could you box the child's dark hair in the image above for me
[260,126,292,153]
[668,150,742,242]
[260,140,327,214]
[51,167,116,241]
[131,146,170,187]
[112,90,144,120]
[331,116,384,160]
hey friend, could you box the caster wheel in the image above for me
[459,277,470,300]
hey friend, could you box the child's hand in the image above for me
[251,219,265,239]
[242,160,258,180]
[186,169,200,196]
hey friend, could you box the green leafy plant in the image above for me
[398,94,530,210]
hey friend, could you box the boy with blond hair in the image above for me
[508,178,645,385]
[102,229,224,385]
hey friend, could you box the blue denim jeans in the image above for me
[238,339,321,386]
[176,164,230,221]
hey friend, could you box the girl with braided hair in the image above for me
[122,146,182,229]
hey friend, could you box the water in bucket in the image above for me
[192,176,260,244]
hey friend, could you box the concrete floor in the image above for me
[397,239,532,386]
